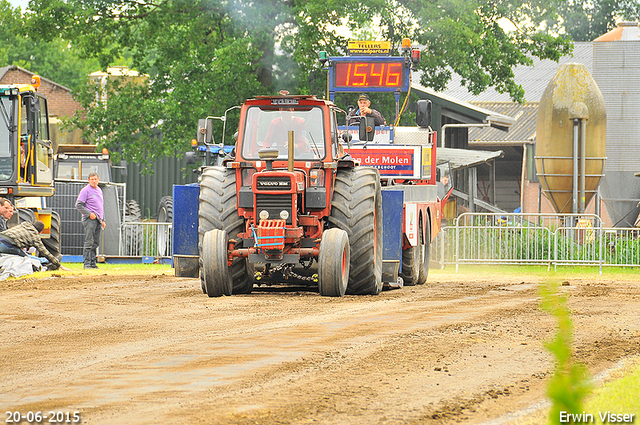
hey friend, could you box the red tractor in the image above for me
[195,91,443,297]
[199,94,383,296]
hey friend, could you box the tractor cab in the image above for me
[236,94,342,163]
[239,101,326,160]
[230,95,348,231]
[54,144,114,182]
[0,77,54,198]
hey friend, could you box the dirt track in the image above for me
[1,268,639,424]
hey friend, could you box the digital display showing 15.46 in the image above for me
[334,61,405,89]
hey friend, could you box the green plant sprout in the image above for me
[539,279,592,424]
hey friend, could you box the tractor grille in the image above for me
[255,193,293,225]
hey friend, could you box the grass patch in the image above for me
[37,262,173,277]
[430,264,640,281]
[518,359,640,425]
[583,358,640,422]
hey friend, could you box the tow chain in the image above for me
[287,269,318,283]
[256,263,318,283]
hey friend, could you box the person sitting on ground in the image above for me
[0,221,70,271]
[347,93,387,127]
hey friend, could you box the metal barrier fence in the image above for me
[577,227,640,268]
[429,213,640,271]
[430,227,449,269]
[120,221,172,257]
[118,216,640,269]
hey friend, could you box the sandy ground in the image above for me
[1,268,639,424]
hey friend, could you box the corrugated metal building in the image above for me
[593,22,640,227]
[434,40,626,219]
[112,152,198,219]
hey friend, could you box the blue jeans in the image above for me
[0,238,26,257]
[82,218,102,267]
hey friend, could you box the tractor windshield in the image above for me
[241,106,326,160]
[0,95,16,181]
[56,160,111,181]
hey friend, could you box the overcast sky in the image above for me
[10,0,29,9]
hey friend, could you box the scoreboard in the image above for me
[328,57,410,94]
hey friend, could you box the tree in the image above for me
[555,0,640,41]
[23,0,573,164]
[26,0,268,165]
[0,0,98,91]
[392,0,573,103]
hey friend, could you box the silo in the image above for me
[535,63,607,214]
[593,22,640,227]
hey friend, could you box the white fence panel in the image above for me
[599,228,640,267]
[120,222,172,257]
[441,213,640,271]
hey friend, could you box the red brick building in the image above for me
[0,65,84,149]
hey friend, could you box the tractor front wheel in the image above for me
[202,229,232,297]
[318,228,350,297]
[199,166,253,295]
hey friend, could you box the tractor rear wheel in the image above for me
[418,217,431,284]
[329,167,383,295]
[318,228,350,297]
[202,229,232,297]
[199,166,252,295]
[16,207,36,224]
[42,211,62,260]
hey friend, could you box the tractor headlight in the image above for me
[279,210,289,220]
[259,210,269,220]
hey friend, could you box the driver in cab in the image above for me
[263,108,310,156]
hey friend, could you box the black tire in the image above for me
[42,211,61,259]
[418,217,431,284]
[16,208,36,225]
[200,274,207,293]
[328,167,383,295]
[157,196,173,257]
[199,167,252,294]
[400,245,420,286]
[125,199,141,221]
[318,228,350,297]
[157,196,173,222]
[202,229,232,297]
[123,199,142,256]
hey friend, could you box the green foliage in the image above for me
[401,0,573,103]
[539,279,592,424]
[0,0,99,91]
[554,0,640,42]
[18,0,574,163]
[52,1,266,167]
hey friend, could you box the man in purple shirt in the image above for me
[76,172,106,269]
